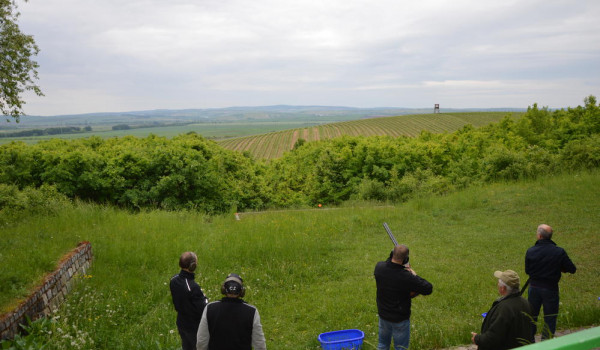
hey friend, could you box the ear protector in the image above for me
[221,273,245,297]
[188,253,197,272]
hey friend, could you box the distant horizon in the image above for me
[24,104,530,118]
[17,1,599,116]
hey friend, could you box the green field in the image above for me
[1,170,598,349]
[1,112,522,160]
[218,112,523,159]
[0,121,324,145]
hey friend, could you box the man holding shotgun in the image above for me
[374,224,433,350]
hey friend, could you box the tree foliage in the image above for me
[0,0,42,122]
[0,96,598,213]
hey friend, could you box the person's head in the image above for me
[391,245,409,265]
[179,252,198,272]
[536,224,553,240]
[221,273,245,298]
[494,270,520,296]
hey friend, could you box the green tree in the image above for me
[1,0,42,122]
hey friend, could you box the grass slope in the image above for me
[218,112,523,159]
[1,170,598,349]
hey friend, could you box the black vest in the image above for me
[206,298,257,350]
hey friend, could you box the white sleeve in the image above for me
[196,306,210,350]
[251,309,267,350]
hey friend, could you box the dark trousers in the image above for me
[178,327,198,350]
[528,286,559,340]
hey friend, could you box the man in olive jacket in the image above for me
[471,270,533,350]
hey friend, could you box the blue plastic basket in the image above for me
[318,329,364,350]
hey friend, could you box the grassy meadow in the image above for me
[1,170,598,349]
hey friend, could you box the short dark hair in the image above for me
[179,252,197,271]
[392,245,409,263]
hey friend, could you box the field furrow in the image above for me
[217,112,520,159]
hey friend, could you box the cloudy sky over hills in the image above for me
[18,0,600,116]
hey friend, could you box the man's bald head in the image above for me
[537,224,553,240]
[392,245,409,265]
[179,251,197,272]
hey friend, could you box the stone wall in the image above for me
[0,241,93,340]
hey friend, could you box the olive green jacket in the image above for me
[475,292,534,350]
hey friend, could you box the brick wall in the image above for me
[0,241,93,340]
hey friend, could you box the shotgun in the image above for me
[383,222,399,246]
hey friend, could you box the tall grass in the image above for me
[1,170,598,349]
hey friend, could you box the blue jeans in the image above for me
[528,286,559,340]
[377,317,410,350]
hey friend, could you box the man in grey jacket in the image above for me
[196,273,266,350]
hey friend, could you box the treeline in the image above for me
[0,96,598,213]
[0,126,92,137]
[111,121,194,131]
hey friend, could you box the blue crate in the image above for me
[318,329,364,350]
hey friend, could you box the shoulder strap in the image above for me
[519,278,530,296]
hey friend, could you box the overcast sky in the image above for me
[16,0,600,116]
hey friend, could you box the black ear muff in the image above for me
[222,273,245,297]
[187,252,198,272]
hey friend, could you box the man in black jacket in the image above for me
[374,245,433,350]
[525,224,577,340]
[169,252,208,350]
[196,273,266,350]
[471,270,533,349]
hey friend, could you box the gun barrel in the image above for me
[383,222,399,246]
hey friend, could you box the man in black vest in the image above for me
[169,252,208,350]
[196,273,267,350]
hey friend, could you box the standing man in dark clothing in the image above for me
[196,273,266,350]
[471,270,533,349]
[525,224,577,340]
[374,245,433,350]
[170,252,208,350]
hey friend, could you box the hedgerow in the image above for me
[0,96,598,213]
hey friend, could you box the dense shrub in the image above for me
[0,184,71,225]
[267,95,600,204]
[0,95,598,212]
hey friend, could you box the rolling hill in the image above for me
[218,111,523,159]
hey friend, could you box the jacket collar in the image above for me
[221,297,244,303]
[495,291,522,304]
[535,239,556,246]
[386,258,407,268]
[179,269,195,279]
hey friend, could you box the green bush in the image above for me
[0,184,71,226]
[0,95,598,212]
